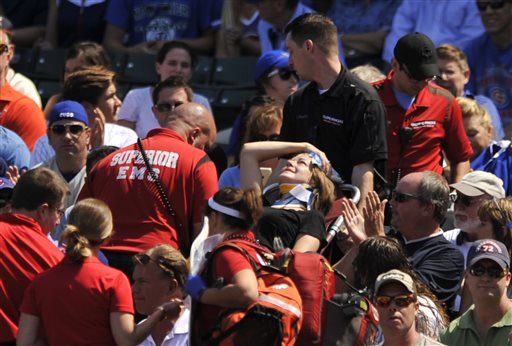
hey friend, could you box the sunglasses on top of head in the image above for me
[477,0,506,11]
[50,124,86,136]
[267,68,298,81]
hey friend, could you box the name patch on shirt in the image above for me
[322,114,343,126]
[109,149,179,181]
[410,120,436,128]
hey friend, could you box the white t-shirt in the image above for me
[118,86,212,138]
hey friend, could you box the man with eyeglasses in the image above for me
[465,0,512,137]
[132,244,189,346]
[0,167,69,344]
[35,101,90,213]
[441,239,512,345]
[444,171,506,264]
[373,32,473,187]
[374,269,445,346]
[388,171,464,315]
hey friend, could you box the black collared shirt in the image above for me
[281,68,388,183]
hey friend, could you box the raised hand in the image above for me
[362,191,387,236]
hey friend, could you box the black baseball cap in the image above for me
[394,32,440,81]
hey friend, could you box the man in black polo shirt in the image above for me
[389,170,464,314]
[282,13,388,209]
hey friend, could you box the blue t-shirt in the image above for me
[105,0,222,46]
[0,125,30,171]
[465,33,512,132]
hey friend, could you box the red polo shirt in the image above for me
[0,83,46,151]
[373,72,473,184]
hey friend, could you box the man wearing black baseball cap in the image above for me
[442,239,512,345]
[372,32,473,187]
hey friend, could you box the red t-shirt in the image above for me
[20,256,134,345]
[0,213,63,342]
[0,83,46,151]
[78,128,218,255]
[373,72,473,184]
[198,231,265,334]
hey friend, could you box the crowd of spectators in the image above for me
[1,1,512,345]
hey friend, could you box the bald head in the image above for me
[165,102,217,151]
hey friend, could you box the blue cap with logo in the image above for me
[49,101,89,127]
[467,239,510,270]
[255,50,290,82]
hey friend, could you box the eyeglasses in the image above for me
[449,192,486,207]
[133,253,184,284]
[252,133,280,142]
[477,0,506,11]
[392,191,421,203]
[51,206,65,218]
[0,43,8,55]
[469,264,506,279]
[267,68,297,81]
[375,293,416,308]
[50,124,86,136]
[155,101,184,113]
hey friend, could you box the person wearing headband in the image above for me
[185,186,265,344]
[239,140,335,252]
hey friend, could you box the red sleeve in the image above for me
[3,98,46,151]
[212,248,253,284]
[192,159,218,224]
[110,273,135,314]
[443,98,474,162]
[19,280,39,316]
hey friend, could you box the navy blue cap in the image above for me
[467,239,510,270]
[49,101,89,127]
[255,50,290,82]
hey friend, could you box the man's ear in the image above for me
[463,68,470,85]
[304,39,314,52]
[391,58,399,72]
[187,127,201,144]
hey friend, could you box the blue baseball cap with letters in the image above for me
[255,50,290,82]
[49,100,89,127]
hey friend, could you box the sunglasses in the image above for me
[477,0,506,11]
[375,293,416,308]
[155,101,184,113]
[449,192,486,208]
[133,253,184,284]
[469,264,506,279]
[267,68,298,81]
[50,124,86,136]
[0,43,8,55]
[392,191,421,203]
[252,133,280,142]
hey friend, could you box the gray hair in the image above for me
[416,171,450,223]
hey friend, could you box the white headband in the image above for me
[208,198,246,220]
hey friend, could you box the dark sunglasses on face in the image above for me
[375,293,416,308]
[477,0,506,11]
[449,192,483,207]
[469,264,506,279]
[252,133,280,142]
[155,101,184,113]
[267,68,298,81]
[392,190,421,203]
[50,124,86,136]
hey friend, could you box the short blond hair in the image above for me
[456,96,493,132]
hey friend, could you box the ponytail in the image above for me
[60,224,92,262]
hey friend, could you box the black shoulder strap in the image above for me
[137,138,188,253]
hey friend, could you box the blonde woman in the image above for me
[17,199,182,346]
